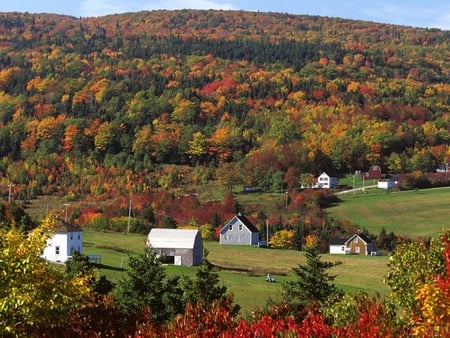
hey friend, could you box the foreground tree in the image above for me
[0,216,92,336]
[411,233,450,336]
[282,244,342,316]
[65,250,114,295]
[114,247,185,325]
[384,235,445,327]
[182,250,240,316]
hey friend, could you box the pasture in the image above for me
[328,187,450,238]
[83,230,389,316]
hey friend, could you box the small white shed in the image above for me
[146,228,203,266]
[378,180,395,189]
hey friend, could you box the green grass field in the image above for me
[83,230,389,316]
[328,187,450,238]
[33,185,450,315]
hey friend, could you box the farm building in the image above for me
[378,179,395,189]
[329,233,373,255]
[41,221,83,263]
[329,238,350,254]
[146,228,203,266]
[361,165,382,180]
[315,172,338,189]
[220,214,259,246]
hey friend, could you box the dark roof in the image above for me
[55,221,82,233]
[235,215,259,233]
[330,238,347,245]
[346,233,372,244]
[357,233,372,244]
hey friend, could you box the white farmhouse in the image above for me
[316,172,338,189]
[41,221,83,263]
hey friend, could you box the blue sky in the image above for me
[1,0,449,30]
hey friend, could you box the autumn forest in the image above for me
[2,9,450,336]
[0,10,449,228]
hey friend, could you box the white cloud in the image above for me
[80,0,237,17]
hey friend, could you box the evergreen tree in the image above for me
[211,211,222,228]
[182,250,240,316]
[292,222,307,250]
[114,248,184,324]
[282,244,342,315]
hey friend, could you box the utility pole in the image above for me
[353,175,356,197]
[63,203,70,223]
[127,198,132,234]
[266,218,269,247]
[446,163,448,183]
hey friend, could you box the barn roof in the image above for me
[147,228,200,249]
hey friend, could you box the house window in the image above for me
[70,234,73,240]
[355,247,360,253]
[78,234,80,240]
[354,237,359,243]
[341,246,345,251]
[229,224,233,231]
[55,246,60,255]
[239,224,243,231]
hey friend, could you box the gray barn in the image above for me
[146,228,203,266]
[220,214,259,246]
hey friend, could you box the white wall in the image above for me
[329,245,346,254]
[42,231,83,263]
[378,180,395,189]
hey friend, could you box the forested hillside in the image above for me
[0,9,449,203]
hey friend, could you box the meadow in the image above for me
[327,187,450,238]
[35,186,450,314]
[83,230,388,316]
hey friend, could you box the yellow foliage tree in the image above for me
[412,234,450,336]
[269,229,294,249]
[0,215,92,336]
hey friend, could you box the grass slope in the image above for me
[83,230,388,315]
[328,187,450,238]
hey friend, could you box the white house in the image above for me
[316,172,338,189]
[330,233,373,255]
[42,221,83,263]
[147,228,203,266]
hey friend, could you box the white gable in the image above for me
[147,228,199,249]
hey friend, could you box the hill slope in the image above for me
[0,10,448,205]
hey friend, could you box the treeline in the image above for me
[0,10,448,206]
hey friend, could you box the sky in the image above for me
[1,0,449,30]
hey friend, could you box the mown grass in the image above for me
[328,187,450,237]
[83,230,389,315]
[31,185,450,313]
